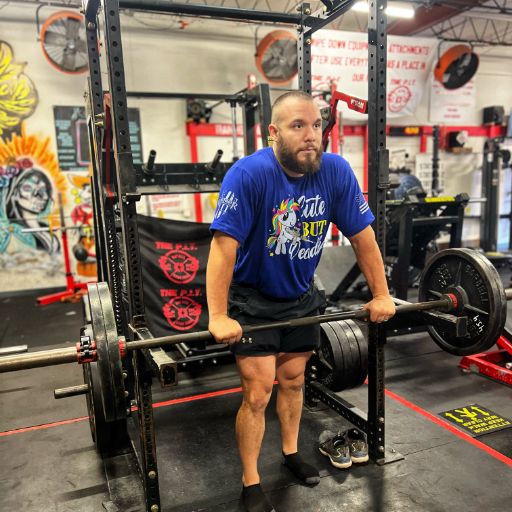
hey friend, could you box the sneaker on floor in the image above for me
[318,430,352,469]
[346,428,369,463]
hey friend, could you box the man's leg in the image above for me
[236,354,277,486]
[275,351,312,455]
[276,351,320,485]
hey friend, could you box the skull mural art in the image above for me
[0,129,67,255]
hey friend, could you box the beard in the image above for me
[276,140,322,175]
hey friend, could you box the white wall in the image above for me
[1,4,511,291]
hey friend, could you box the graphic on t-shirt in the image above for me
[267,195,329,260]
[267,198,302,256]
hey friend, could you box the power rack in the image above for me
[82,1,395,509]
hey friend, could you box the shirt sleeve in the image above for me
[210,165,259,245]
[331,158,375,238]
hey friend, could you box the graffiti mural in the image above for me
[69,172,96,277]
[0,41,39,139]
[0,127,67,255]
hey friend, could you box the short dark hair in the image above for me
[271,91,315,124]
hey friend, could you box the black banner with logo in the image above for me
[137,214,212,339]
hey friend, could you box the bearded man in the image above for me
[206,91,395,512]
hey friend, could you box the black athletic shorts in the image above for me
[228,282,326,356]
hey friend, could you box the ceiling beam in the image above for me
[388,0,490,35]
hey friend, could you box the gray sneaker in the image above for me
[318,430,352,469]
[345,428,369,463]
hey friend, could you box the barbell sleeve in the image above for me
[54,384,90,399]
[0,346,78,372]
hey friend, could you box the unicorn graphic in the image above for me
[267,198,302,256]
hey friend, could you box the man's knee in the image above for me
[242,387,273,413]
[278,374,304,393]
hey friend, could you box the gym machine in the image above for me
[326,194,468,302]
[480,136,512,253]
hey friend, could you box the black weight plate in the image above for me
[341,319,365,387]
[87,283,117,422]
[320,324,345,391]
[97,282,126,421]
[89,360,117,455]
[327,320,352,391]
[329,320,359,390]
[475,250,509,344]
[318,322,346,391]
[418,248,507,355]
[83,362,95,443]
[82,321,120,455]
[432,249,506,354]
[81,325,96,443]
[345,319,368,386]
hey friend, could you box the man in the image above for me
[207,91,395,512]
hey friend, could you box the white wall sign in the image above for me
[312,30,439,119]
[429,76,477,124]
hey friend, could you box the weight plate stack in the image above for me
[316,319,368,392]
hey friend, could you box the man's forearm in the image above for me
[206,234,238,319]
[349,227,390,298]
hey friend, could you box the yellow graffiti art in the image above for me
[0,41,38,137]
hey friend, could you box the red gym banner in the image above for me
[137,214,212,338]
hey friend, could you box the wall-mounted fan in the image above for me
[255,30,298,85]
[434,44,479,90]
[40,11,88,75]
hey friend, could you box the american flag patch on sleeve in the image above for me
[356,193,369,214]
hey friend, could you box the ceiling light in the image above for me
[351,1,415,19]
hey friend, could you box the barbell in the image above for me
[0,247,509,369]
[0,248,510,424]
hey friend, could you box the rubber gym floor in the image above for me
[1,285,511,512]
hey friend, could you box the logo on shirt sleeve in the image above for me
[214,190,238,219]
[356,192,369,214]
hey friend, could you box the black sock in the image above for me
[241,484,275,512]
[283,452,320,485]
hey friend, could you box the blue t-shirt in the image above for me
[210,147,374,299]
